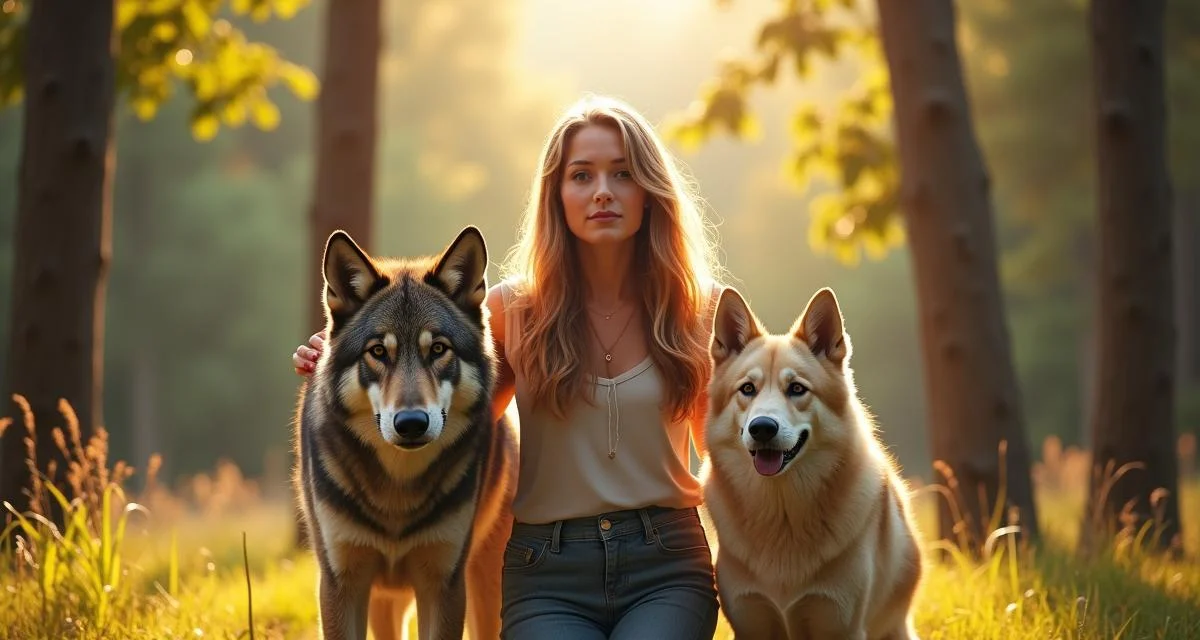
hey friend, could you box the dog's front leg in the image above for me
[414,569,468,640]
[317,565,374,640]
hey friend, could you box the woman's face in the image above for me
[559,124,647,247]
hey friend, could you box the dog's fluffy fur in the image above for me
[700,286,922,639]
[294,227,517,640]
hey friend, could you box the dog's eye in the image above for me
[788,382,809,396]
[431,341,450,356]
[739,382,756,396]
[368,345,387,359]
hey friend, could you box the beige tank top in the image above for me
[499,280,716,524]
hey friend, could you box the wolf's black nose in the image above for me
[394,410,430,438]
[748,416,779,443]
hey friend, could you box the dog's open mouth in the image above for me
[750,429,810,476]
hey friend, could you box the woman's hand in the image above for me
[292,331,326,376]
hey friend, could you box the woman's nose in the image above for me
[594,182,613,204]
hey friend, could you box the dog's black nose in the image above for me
[748,416,779,443]
[394,410,430,439]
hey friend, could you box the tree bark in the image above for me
[1176,188,1199,386]
[1082,0,1181,554]
[308,0,380,333]
[0,0,116,512]
[298,0,382,545]
[876,0,1040,553]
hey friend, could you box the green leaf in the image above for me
[223,98,248,125]
[132,96,158,121]
[180,0,211,38]
[192,112,220,141]
[272,0,307,19]
[251,98,280,130]
[150,19,177,42]
[251,2,273,22]
[281,63,319,100]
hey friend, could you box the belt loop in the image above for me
[550,520,563,553]
[638,508,656,545]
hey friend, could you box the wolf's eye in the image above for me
[788,382,809,397]
[431,341,450,356]
[739,382,756,396]
[368,345,387,359]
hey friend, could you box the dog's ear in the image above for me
[429,226,488,314]
[792,287,849,366]
[323,230,386,325]
[712,287,761,366]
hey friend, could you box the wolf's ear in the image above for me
[323,230,385,322]
[712,287,761,366]
[429,226,488,313]
[792,287,848,366]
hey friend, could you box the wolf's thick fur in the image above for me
[700,287,922,640]
[294,227,517,640]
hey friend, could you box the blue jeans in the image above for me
[500,505,720,639]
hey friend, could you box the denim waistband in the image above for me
[511,505,698,552]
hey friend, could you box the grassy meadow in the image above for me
[1,400,1198,639]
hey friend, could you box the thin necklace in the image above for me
[587,310,636,459]
[587,309,636,375]
[588,301,627,321]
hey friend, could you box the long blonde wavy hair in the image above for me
[502,95,723,422]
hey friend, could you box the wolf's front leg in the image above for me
[414,569,468,640]
[317,565,374,640]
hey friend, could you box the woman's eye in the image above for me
[615,170,632,179]
[368,345,386,358]
[739,382,756,396]
[571,171,589,182]
[788,382,809,396]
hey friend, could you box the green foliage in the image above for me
[0,0,318,141]
[2,431,1195,638]
[665,0,903,265]
[0,397,151,637]
[0,0,26,105]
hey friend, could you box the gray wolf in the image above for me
[294,226,517,640]
[700,286,922,639]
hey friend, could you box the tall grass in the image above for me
[1,399,1197,639]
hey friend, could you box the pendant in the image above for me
[605,353,613,362]
[608,452,616,460]
[605,313,613,320]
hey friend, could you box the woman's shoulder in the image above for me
[489,276,528,307]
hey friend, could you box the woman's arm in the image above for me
[689,389,709,461]
[486,283,517,424]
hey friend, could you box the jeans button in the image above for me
[599,518,612,531]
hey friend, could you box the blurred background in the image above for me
[0,0,1196,501]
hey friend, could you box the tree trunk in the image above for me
[1176,188,1199,386]
[298,0,382,545]
[308,0,380,333]
[875,0,1040,553]
[1082,0,1181,554]
[0,0,116,512]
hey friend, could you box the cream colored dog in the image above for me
[700,286,922,640]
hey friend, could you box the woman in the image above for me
[293,95,725,639]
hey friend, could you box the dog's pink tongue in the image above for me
[753,450,784,476]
